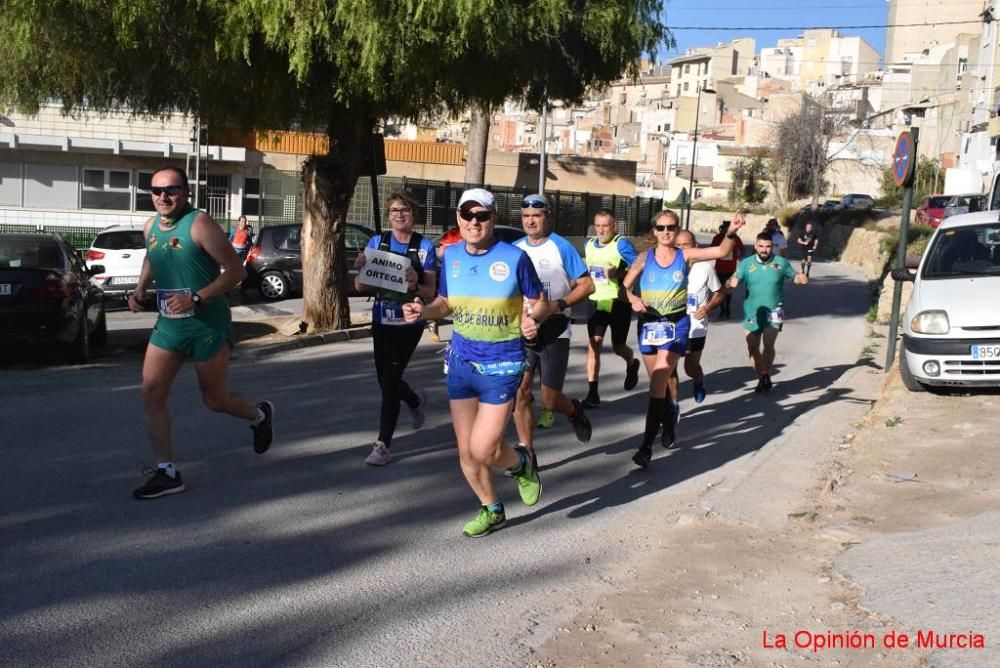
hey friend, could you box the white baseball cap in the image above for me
[457,187,496,211]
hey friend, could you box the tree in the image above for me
[727,156,768,207]
[464,105,492,186]
[879,155,943,209]
[0,1,668,331]
[772,97,849,206]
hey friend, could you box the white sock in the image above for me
[157,462,177,478]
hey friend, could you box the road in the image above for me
[1,260,871,667]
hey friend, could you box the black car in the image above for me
[0,234,107,363]
[245,223,376,300]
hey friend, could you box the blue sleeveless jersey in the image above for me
[639,248,688,314]
[439,241,543,366]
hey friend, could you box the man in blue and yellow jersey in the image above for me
[403,188,547,538]
[581,209,641,408]
[128,166,274,500]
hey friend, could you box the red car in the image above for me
[914,195,949,227]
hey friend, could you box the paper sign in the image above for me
[359,248,410,292]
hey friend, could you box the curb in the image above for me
[245,324,373,359]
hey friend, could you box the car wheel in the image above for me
[92,308,108,347]
[259,271,289,300]
[898,342,925,392]
[67,316,91,365]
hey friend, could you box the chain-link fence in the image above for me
[262,169,664,237]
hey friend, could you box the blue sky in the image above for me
[660,0,888,64]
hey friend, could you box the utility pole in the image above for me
[684,86,714,230]
[538,100,548,194]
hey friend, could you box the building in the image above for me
[669,39,756,101]
[760,29,881,96]
[885,0,984,66]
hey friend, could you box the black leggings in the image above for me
[372,324,423,446]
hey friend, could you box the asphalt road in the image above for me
[1,260,871,667]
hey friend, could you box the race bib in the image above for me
[380,301,407,326]
[768,307,785,327]
[156,288,193,319]
[589,266,609,283]
[641,321,676,347]
[686,294,699,314]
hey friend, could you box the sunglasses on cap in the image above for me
[653,224,679,232]
[521,198,547,209]
[151,185,185,197]
[459,209,493,222]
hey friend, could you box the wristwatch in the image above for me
[556,298,569,311]
[191,293,203,306]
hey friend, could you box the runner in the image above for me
[765,218,788,257]
[402,188,545,537]
[728,231,809,393]
[622,210,745,467]
[513,194,595,467]
[796,221,820,277]
[129,166,274,499]
[581,209,641,408]
[710,220,743,319]
[353,191,438,465]
[674,230,724,405]
[428,224,463,342]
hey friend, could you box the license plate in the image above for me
[0,283,10,296]
[110,276,139,285]
[971,345,1000,360]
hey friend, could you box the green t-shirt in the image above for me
[735,254,797,331]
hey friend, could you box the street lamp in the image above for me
[684,86,715,230]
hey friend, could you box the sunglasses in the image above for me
[521,199,547,209]
[459,209,493,222]
[151,185,184,197]
[654,224,679,232]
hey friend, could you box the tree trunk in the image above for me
[301,120,372,332]
[464,104,490,185]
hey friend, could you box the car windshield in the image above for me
[94,230,145,250]
[0,237,64,270]
[928,196,949,208]
[922,224,1000,278]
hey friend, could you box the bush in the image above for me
[879,225,934,269]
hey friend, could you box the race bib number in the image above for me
[156,288,193,319]
[589,266,609,283]
[686,294,698,313]
[380,302,407,326]
[641,321,676,347]
[768,307,785,327]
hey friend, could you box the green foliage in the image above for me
[728,157,768,207]
[878,156,943,208]
[879,224,934,271]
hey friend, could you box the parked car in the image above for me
[0,233,107,363]
[245,222,376,300]
[914,194,950,227]
[839,193,876,210]
[943,192,987,220]
[892,210,1000,391]
[85,224,147,298]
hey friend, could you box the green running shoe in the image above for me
[512,445,543,506]
[536,409,555,429]
[463,506,507,538]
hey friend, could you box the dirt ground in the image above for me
[533,325,1000,667]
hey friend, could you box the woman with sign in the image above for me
[354,191,438,466]
[622,210,745,468]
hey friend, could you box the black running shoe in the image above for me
[581,393,601,409]
[568,399,592,443]
[133,468,185,499]
[632,445,652,468]
[252,401,274,454]
[754,377,767,393]
[762,375,773,392]
[624,358,641,391]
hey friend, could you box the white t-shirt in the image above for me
[686,260,722,338]
[771,230,788,255]
[515,233,588,340]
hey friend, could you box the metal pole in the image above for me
[193,119,201,208]
[885,126,919,371]
[538,101,548,194]
[684,87,702,230]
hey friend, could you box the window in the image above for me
[675,85,681,97]
[279,225,301,251]
[732,50,739,75]
[684,64,690,74]
[92,230,146,251]
[136,171,158,212]
[0,161,21,206]
[242,176,260,216]
[345,225,371,252]
[25,163,77,209]
[683,82,689,92]
[81,168,131,210]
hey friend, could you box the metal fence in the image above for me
[0,223,107,251]
[265,169,665,237]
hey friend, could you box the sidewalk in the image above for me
[534,323,1000,667]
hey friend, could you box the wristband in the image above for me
[556,298,569,311]
[726,232,739,240]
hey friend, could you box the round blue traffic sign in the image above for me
[893,131,915,188]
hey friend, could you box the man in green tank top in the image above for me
[128,166,274,499]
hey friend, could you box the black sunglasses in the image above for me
[654,224,679,232]
[459,209,493,222]
[522,198,547,209]
[151,185,185,197]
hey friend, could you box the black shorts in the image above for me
[524,338,571,392]
[587,300,632,346]
[687,334,706,353]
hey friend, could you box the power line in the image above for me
[669,19,983,30]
